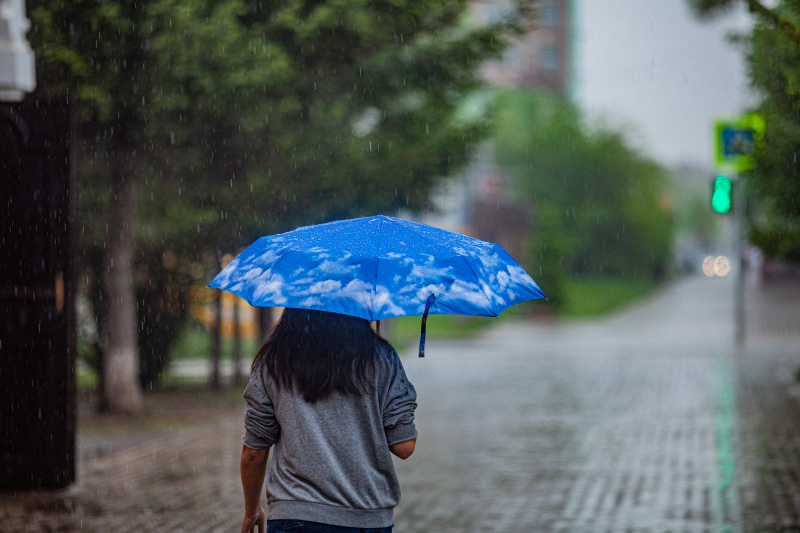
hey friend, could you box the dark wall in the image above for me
[0,98,76,489]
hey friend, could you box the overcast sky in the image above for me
[575,0,754,169]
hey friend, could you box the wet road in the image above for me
[2,272,799,532]
[394,273,800,532]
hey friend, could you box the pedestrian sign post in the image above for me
[711,113,763,346]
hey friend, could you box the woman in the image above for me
[240,308,418,533]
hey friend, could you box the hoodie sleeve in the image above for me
[242,362,280,449]
[381,346,418,446]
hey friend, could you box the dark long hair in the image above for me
[252,308,387,403]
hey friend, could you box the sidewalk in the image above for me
[745,272,800,340]
[0,415,246,532]
[1,272,799,532]
[733,273,800,532]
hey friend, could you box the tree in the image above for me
[144,0,522,235]
[29,0,526,407]
[745,4,800,260]
[687,0,800,260]
[688,0,800,46]
[142,0,525,385]
[493,89,673,305]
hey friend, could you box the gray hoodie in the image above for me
[242,342,417,528]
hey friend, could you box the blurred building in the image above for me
[477,0,573,97]
[425,0,574,268]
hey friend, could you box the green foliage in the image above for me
[29,0,524,389]
[688,0,800,46]
[528,205,568,309]
[383,313,496,351]
[668,168,719,248]
[493,89,673,305]
[560,277,658,317]
[744,4,800,258]
[687,195,720,245]
[686,0,739,18]
[750,224,800,260]
[142,0,518,243]
[170,323,261,362]
[76,364,99,391]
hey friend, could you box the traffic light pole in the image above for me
[734,175,745,346]
[712,115,763,345]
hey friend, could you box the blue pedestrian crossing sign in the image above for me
[713,113,765,172]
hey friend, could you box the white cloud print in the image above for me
[256,247,284,266]
[305,279,342,294]
[372,288,405,318]
[209,215,543,319]
[251,274,288,306]
[309,259,358,276]
[409,262,452,282]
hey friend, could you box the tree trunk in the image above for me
[88,250,110,412]
[232,296,242,386]
[210,249,222,389]
[102,170,143,413]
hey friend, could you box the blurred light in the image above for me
[190,262,204,279]
[714,256,730,277]
[702,256,716,277]
[702,255,730,277]
[711,174,732,214]
[351,107,382,136]
[162,250,177,270]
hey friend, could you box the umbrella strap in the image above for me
[418,294,436,358]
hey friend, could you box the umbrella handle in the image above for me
[418,294,436,358]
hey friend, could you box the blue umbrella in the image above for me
[209,215,545,355]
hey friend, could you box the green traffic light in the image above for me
[712,174,732,214]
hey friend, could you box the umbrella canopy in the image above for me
[209,215,545,322]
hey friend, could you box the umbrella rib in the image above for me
[371,216,386,322]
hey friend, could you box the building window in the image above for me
[541,1,558,27]
[541,45,559,71]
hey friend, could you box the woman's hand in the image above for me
[240,444,270,533]
[241,505,266,533]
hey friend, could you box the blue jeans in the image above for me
[267,519,392,533]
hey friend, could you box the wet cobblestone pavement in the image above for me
[2,272,799,532]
